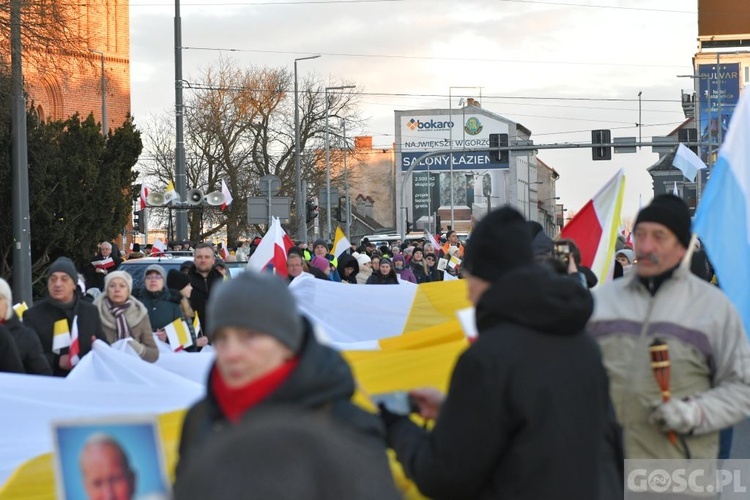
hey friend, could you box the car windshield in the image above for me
[116,260,190,291]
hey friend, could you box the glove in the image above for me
[649,398,703,434]
[378,403,407,430]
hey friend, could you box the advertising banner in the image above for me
[698,62,740,163]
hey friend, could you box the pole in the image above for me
[301,180,308,243]
[343,118,350,238]
[10,0,32,305]
[143,207,149,246]
[637,91,642,149]
[716,53,723,150]
[449,89,454,229]
[294,56,320,243]
[325,87,331,242]
[174,0,187,240]
[267,179,273,227]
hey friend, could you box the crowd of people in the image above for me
[2,194,749,499]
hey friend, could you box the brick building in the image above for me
[23,1,131,133]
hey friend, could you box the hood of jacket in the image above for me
[475,264,593,336]
[337,253,360,281]
[94,294,150,331]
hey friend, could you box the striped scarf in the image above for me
[106,298,132,340]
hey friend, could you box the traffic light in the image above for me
[133,210,142,233]
[591,129,612,161]
[336,198,346,222]
[306,200,318,223]
[678,128,698,155]
[489,133,509,163]
[406,220,413,233]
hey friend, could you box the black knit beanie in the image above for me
[635,194,691,248]
[463,207,533,282]
[48,257,79,283]
[167,269,192,291]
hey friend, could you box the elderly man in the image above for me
[188,243,223,339]
[589,194,750,459]
[79,434,135,500]
[25,257,106,376]
[84,242,123,292]
[286,253,307,283]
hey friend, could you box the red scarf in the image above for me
[211,358,299,424]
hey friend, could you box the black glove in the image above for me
[378,402,407,429]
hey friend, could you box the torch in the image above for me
[649,338,676,445]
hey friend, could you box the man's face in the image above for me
[314,245,327,257]
[80,444,135,500]
[449,233,459,245]
[101,244,111,258]
[48,272,76,303]
[194,248,215,273]
[633,222,686,277]
[213,327,293,388]
[287,256,303,277]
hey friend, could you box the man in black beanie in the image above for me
[589,194,750,462]
[24,257,107,376]
[380,206,619,500]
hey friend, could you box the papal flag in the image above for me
[52,318,72,353]
[164,317,193,351]
[193,312,201,338]
[164,179,179,203]
[332,226,351,259]
[12,302,28,320]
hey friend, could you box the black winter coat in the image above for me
[5,313,52,375]
[24,295,106,377]
[83,252,123,291]
[176,320,387,478]
[386,264,619,500]
[0,324,23,373]
[187,268,224,334]
[365,272,399,285]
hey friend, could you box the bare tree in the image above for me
[139,57,364,244]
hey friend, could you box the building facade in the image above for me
[394,100,557,235]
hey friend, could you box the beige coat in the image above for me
[589,264,750,459]
[94,295,159,363]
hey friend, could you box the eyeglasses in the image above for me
[426,257,435,261]
[145,275,163,280]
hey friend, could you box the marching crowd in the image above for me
[2,194,750,500]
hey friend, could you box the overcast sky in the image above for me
[129,0,699,222]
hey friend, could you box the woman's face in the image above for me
[412,251,423,262]
[371,258,380,271]
[144,272,164,292]
[426,255,437,267]
[107,278,130,305]
[380,262,392,275]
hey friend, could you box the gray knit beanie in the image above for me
[48,257,79,283]
[206,271,304,352]
[144,264,167,282]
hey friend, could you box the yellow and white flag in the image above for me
[164,179,179,203]
[52,318,72,353]
[332,226,351,259]
[192,312,201,338]
[164,317,193,351]
[12,302,28,320]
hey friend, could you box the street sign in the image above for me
[247,197,291,224]
[258,175,281,196]
[318,187,339,205]
[614,137,637,154]
[652,136,678,154]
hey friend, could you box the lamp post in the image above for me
[342,117,351,238]
[89,49,107,136]
[677,72,712,200]
[294,55,320,243]
[174,0,187,241]
[325,84,355,241]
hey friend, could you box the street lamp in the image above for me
[88,49,107,136]
[448,86,481,229]
[325,84,355,241]
[294,55,320,243]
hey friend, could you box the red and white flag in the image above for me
[424,229,441,251]
[221,179,233,210]
[91,257,115,270]
[140,184,149,210]
[246,217,295,277]
[151,238,167,256]
[560,169,625,285]
[220,243,229,260]
[69,315,80,366]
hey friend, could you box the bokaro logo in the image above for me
[464,117,483,135]
[406,118,454,131]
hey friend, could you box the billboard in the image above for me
[697,62,740,162]
[400,114,510,171]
